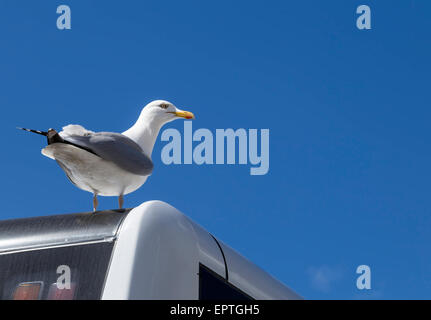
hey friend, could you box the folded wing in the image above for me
[59,127,153,176]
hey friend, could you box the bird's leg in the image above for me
[118,194,124,209]
[93,194,98,212]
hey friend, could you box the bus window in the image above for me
[199,264,252,300]
[0,242,113,300]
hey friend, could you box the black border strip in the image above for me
[210,234,229,281]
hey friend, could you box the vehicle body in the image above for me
[0,201,301,300]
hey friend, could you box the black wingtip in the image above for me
[17,127,48,136]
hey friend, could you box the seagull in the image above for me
[19,100,195,212]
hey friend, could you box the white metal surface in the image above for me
[102,201,225,299]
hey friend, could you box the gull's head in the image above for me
[124,100,195,155]
[140,100,195,126]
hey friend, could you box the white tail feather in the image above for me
[61,124,94,137]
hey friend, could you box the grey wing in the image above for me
[62,132,154,176]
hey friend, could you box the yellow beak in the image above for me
[171,110,195,120]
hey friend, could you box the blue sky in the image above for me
[0,1,430,299]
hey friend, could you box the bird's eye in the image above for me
[159,103,169,109]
